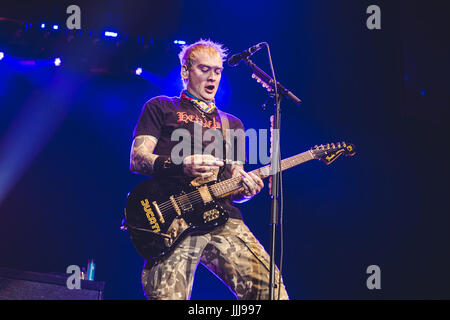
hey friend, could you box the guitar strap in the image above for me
[217,110,231,179]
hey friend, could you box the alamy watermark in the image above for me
[66,265,81,290]
[366,264,381,290]
[169,123,280,172]
[366,5,381,30]
[66,5,81,30]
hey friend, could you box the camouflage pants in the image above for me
[141,218,289,300]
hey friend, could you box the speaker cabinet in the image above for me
[0,267,105,300]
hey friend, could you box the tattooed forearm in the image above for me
[130,135,159,176]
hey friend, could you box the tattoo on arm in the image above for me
[130,135,159,176]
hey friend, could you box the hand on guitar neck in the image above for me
[231,164,264,203]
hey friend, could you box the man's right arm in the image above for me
[130,135,224,178]
[130,135,159,176]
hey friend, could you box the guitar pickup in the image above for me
[198,186,213,204]
[203,209,220,223]
[152,201,165,224]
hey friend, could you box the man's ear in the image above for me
[181,66,188,79]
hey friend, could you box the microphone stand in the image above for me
[269,79,281,301]
[243,52,301,300]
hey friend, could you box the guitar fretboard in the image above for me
[209,150,314,198]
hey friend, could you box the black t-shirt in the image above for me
[132,95,245,219]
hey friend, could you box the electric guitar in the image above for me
[122,142,356,262]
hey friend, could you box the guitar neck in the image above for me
[210,150,315,198]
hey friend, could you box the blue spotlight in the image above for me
[40,23,46,29]
[104,31,118,38]
[174,40,186,45]
[52,24,59,30]
[0,52,4,61]
[54,58,62,67]
[135,67,143,76]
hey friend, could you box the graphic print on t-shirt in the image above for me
[176,111,221,130]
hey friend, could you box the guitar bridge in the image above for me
[178,193,193,212]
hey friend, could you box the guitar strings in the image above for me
[156,176,242,211]
[145,152,314,225]
[155,157,306,219]
[157,182,236,214]
[156,165,278,215]
[156,162,299,218]
[156,168,275,217]
[157,177,243,219]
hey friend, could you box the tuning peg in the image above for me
[320,144,324,149]
[342,142,346,147]
[326,143,330,149]
[337,142,341,148]
[331,143,335,149]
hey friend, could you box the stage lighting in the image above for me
[40,23,46,29]
[54,58,62,67]
[0,52,4,61]
[53,25,59,30]
[104,31,118,38]
[135,67,143,76]
[174,40,186,45]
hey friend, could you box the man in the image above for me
[129,39,288,300]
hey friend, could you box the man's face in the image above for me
[184,49,223,102]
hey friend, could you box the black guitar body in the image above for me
[124,176,229,263]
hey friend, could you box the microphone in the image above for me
[228,43,266,67]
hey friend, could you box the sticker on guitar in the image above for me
[140,199,161,233]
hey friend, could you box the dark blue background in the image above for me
[0,0,448,299]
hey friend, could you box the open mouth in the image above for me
[205,85,215,93]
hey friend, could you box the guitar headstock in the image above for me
[311,142,356,165]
